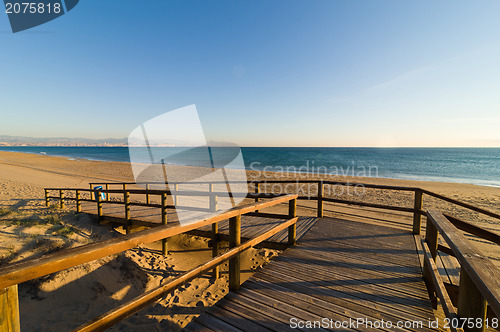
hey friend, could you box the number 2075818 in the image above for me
[5,2,62,14]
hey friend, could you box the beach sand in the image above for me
[0,151,499,331]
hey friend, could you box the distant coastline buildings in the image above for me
[0,135,128,147]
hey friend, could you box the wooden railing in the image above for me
[8,179,500,331]
[0,194,299,332]
[421,211,500,332]
[49,180,500,262]
[85,180,500,237]
[44,187,285,224]
[81,180,500,331]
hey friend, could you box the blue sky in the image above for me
[1,0,500,147]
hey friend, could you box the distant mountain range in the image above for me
[0,135,128,147]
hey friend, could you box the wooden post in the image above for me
[0,285,20,332]
[317,181,323,218]
[423,216,439,307]
[124,191,131,234]
[105,184,109,202]
[89,184,93,201]
[123,183,127,191]
[413,189,423,235]
[425,218,439,260]
[174,184,179,206]
[211,222,219,279]
[254,182,260,213]
[457,269,487,332]
[44,189,49,207]
[288,198,297,246]
[161,192,168,255]
[145,184,150,205]
[209,184,218,212]
[97,191,103,222]
[229,215,241,291]
[76,190,81,213]
[59,190,65,209]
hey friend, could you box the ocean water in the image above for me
[0,146,499,187]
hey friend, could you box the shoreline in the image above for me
[1,149,500,189]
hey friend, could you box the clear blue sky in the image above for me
[1,0,500,147]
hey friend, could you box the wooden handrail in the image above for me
[75,216,299,331]
[48,180,500,245]
[89,180,420,191]
[443,213,500,245]
[426,210,500,320]
[322,196,415,213]
[0,194,298,290]
[87,180,500,221]
[421,189,500,221]
[420,239,463,332]
[45,187,285,198]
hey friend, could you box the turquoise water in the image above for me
[1,147,499,187]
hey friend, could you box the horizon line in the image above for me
[1,145,499,149]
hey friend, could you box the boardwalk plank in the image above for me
[243,279,389,332]
[182,321,214,332]
[215,298,297,332]
[204,306,273,332]
[279,250,428,294]
[272,255,430,300]
[259,262,434,321]
[224,292,329,332]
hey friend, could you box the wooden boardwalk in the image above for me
[184,217,436,332]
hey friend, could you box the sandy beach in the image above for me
[1,151,499,331]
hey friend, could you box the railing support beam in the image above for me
[423,216,439,308]
[0,285,20,332]
[317,181,323,218]
[97,192,103,222]
[76,190,81,213]
[229,215,241,291]
[254,182,260,213]
[44,189,49,207]
[413,189,423,235]
[288,198,297,245]
[161,192,168,255]
[209,184,218,212]
[458,269,487,332]
[211,222,219,279]
[59,190,65,209]
[124,191,131,234]
[174,184,179,206]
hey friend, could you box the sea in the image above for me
[0,146,499,188]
